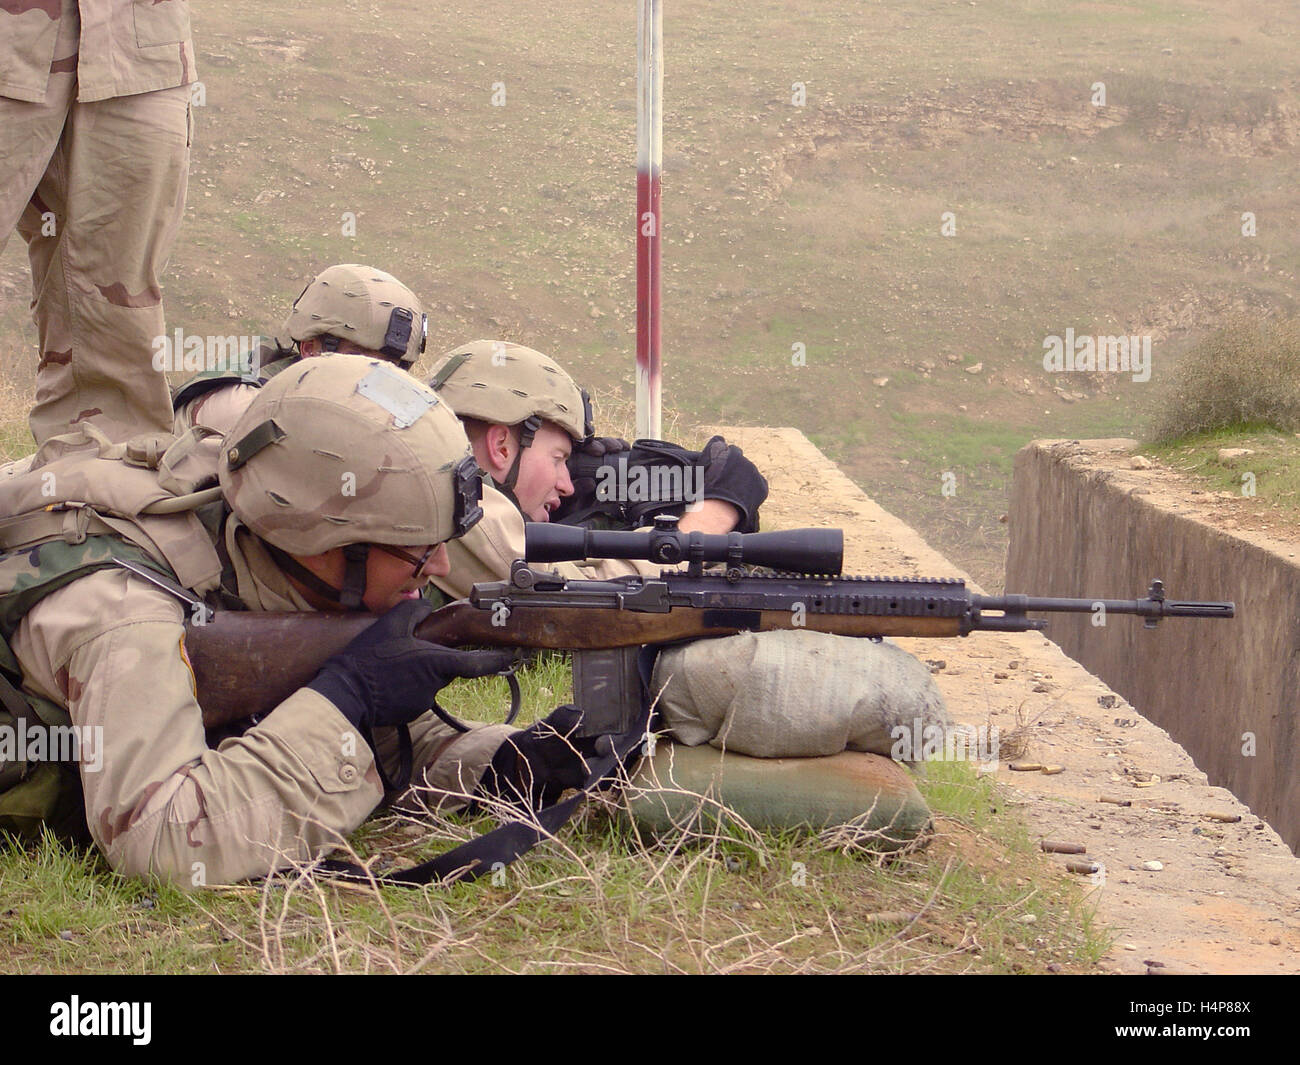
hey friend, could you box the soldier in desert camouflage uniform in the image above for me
[425,340,769,601]
[0,357,590,884]
[1,0,195,449]
[421,343,939,811]
[172,263,428,441]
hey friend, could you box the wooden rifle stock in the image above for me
[187,599,964,731]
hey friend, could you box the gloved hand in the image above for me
[307,599,516,732]
[579,435,632,458]
[699,435,768,533]
[478,704,602,810]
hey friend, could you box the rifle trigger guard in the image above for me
[427,665,523,734]
[500,665,522,727]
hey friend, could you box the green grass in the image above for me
[0,658,1109,974]
[1144,425,1300,523]
[890,410,1030,481]
[0,783,1109,973]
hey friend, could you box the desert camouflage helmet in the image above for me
[282,264,428,366]
[428,340,592,444]
[219,355,483,560]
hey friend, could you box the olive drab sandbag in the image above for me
[650,629,951,759]
[625,743,932,848]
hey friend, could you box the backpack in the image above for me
[0,425,224,837]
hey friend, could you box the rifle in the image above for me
[187,518,1235,736]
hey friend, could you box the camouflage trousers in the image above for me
[0,0,190,449]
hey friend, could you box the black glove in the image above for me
[553,436,767,533]
[579,435,631,458]
[478,704,602,810]
[699,435,768,533]
[307,599,516,732]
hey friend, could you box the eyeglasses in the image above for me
[373,543,438,578]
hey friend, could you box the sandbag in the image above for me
[650,630,950,759]
[625,742,932,848]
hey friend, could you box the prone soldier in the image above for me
[425,341,954,804]
[0,357,594,884]
[425,340,770,600]
[168,294,913,828]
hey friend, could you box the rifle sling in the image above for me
[364,723,414,797]
[314,649,657,887]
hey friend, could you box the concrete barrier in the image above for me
[1006,438,1300,852]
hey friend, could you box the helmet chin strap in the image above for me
[262,539,371,612]
[338,543,371,610]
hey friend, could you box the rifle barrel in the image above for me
[973,584,1234,631]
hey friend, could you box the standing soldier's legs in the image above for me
[0,7,77,448]
[17,83,190,447]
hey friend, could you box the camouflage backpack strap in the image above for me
[193,497,247,611]
[0,537,182,840]
[0,536,180,647]
[259,355,300,382]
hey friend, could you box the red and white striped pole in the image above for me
[635,0,663,441]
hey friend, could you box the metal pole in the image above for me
[635,0,663,440]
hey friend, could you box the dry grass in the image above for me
[1147,315,1300,443]
[1,746,1110,974]
[584,384,689,446]
[207,754,1100,975]
[0,377,32,463]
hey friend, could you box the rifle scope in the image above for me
[524,518,844,575]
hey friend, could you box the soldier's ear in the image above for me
[481,423,515,478]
